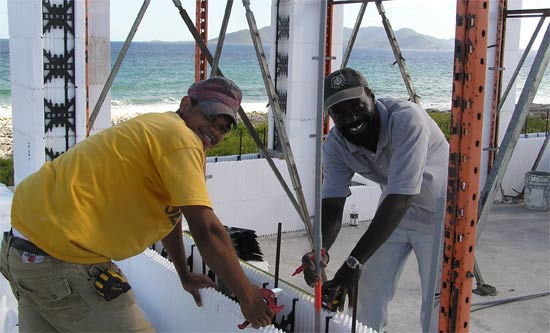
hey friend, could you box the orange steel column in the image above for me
[195,0,208,82]
[488,0,507,172]
[323,2,333,135]
[439,1,489,332]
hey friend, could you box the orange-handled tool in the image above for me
[237,288,284,329]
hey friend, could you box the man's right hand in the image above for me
[301,249,329,287]
[239,285,275,329]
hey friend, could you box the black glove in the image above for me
[322,263,361,312]
[301,249,329,287]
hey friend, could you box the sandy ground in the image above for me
[256,202,550,333]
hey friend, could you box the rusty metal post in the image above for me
[195,0,208,81]
[439,1,489,332]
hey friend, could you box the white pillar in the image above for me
[8,0,111,185]
[269,0,343,214]
[498,0,523,142]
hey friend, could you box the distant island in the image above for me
[1,26,454,50]
[210,26,454,50]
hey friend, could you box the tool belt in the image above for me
[3,231,49,256]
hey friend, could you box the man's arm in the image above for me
[161,222,216,306]
[179,205,274,328]
[321,193,414,310]
[350,193,413,264]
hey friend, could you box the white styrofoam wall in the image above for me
[116,250,283,333]
[204,157,380,236]
[501,134,550,195]
[0,185,13,233]
[115,235,376,333]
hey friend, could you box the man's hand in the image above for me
[182,273,217,306]
[239,286,275,329]
[301,249,330,287]
[322,263,360,312]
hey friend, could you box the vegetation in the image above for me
[0,113,547,186]
[206,121,268,157]
[0,157,13,186]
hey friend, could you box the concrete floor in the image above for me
[256,202,550,333]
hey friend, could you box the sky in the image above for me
[0,0,548,48]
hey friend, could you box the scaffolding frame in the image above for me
[84,1,549,332]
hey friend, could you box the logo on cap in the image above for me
[330,73,347,89]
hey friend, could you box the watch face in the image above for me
[346,256,360,269]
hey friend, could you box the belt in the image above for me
[3,232,49,256]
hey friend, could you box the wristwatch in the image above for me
[345,256,362,270]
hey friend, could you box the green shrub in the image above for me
[428,112,548,142]
[206,122,268,157]
[0,113,547,185]
[0,157,14,186]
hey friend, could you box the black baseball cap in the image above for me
[324,68,370,111]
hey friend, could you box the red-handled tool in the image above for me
[237,288,284,329]
[292,249,327,276]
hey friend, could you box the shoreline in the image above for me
[1,104,549,160]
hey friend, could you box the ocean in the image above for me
[0,39,549,119]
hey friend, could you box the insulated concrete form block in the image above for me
[11,85,45,184]
[73,1,87,142]
[287,44,319,87]
[215,197,303,235]
[287,0,322,45]
[88,37,111,85]
[7,0,42,39]
[501,135,550,196]
[206,161,246,203]
[345,185,382,223]
[329,7,344,71]
[498,0,522,142]
[0,184,13,233]
[179,236,375,332]
[241,159,292,199]
[117,250,282,332]
[88,83,111,133]
[7,37,43,89]
[87,0,110,38]
[87,8,111,134]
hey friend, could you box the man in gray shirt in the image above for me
[301,68,448,332]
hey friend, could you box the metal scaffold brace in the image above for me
[241,0,316,250]
[88,0,151,132]
[474,17,550,295]
[330,0,421,105]
[170,0,316,251]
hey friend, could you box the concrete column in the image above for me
[8,0,110,185]
[269,0,343,213]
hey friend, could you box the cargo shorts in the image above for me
[0,232,154,332]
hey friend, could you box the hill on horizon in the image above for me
[210,26,454,50]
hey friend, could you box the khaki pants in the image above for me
[0,233,154,332]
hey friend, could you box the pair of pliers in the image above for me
[237,288,285,329]
[291,249,328,276]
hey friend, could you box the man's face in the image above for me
[180,97,233,150]
[327,95,380,151]
[327,95,375,135]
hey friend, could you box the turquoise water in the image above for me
[0,39,548,115]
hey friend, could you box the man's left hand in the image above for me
[322,263,360,312]
[182,273,217,306]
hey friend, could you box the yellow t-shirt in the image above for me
[11,112,212,264]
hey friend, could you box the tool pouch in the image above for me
[93,268,131,301]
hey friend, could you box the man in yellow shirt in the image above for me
[0,77,274,332]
